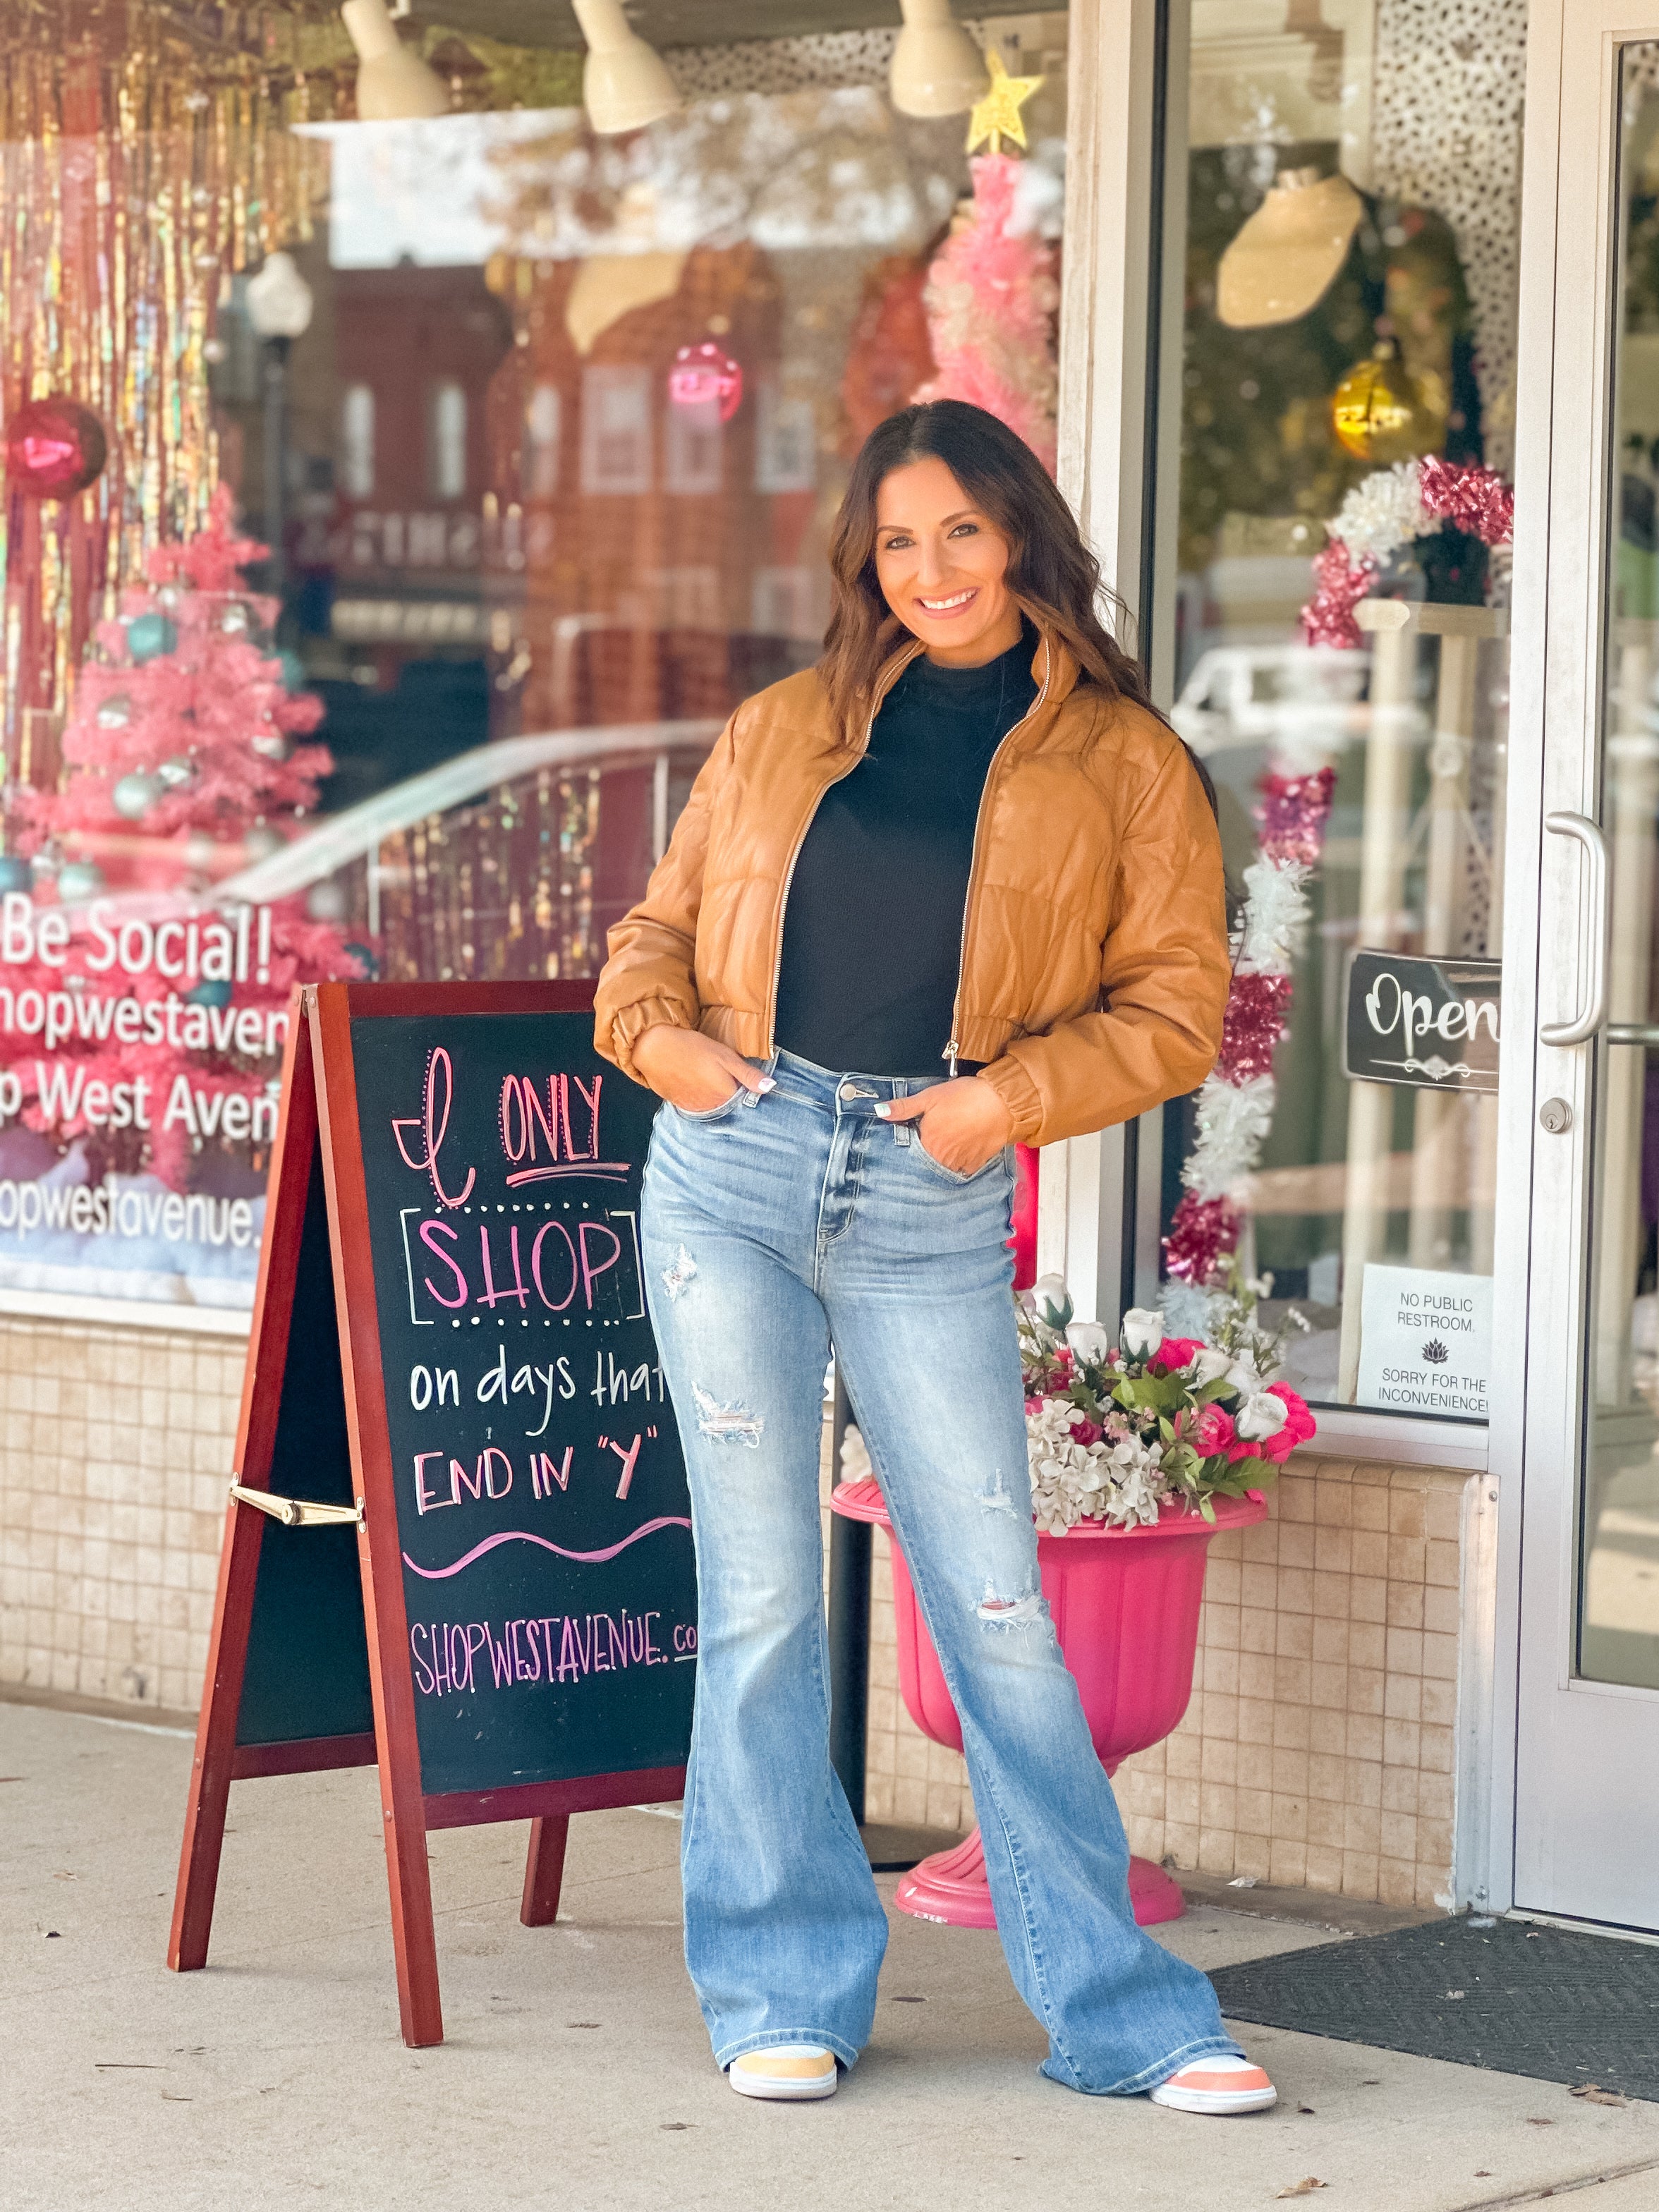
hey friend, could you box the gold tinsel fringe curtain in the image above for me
[0,1,339,794]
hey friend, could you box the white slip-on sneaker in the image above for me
[727,2043,839,2102]
[1148,2055,1278,2115]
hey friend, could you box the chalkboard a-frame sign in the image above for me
[167,982,695,2046]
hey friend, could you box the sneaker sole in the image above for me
[728,2068,838,2103]
[1149,2083,1278,2115]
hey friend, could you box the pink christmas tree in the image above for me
[14,485,331,880]
[912,152,1059,473]
[1,488,365,1193]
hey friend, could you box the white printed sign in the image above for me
[1356,1264,1492,1420]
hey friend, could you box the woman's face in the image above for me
[873,456,1024,666]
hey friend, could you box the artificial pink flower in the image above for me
[1193,1403,1236,1457]
[1263,1382,1316,1460]
[1151,1336,1204,1373]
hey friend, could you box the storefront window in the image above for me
[1150,0,1528,1421]
[0,3,1069,1314]
[1581,43,1659,1689]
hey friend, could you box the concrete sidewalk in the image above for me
[2,1701,1655,2212]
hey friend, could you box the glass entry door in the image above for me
[1514,6,1659,1930]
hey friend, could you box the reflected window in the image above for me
[665,394,722,495]
[341,382,375,499]
[582,366,652,496]
[430,379,468,502]
[525,382,561,499]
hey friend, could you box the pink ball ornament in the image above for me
[668,342,743,423]
[4,396,109,498]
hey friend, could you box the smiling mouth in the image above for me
[916,588,978,614]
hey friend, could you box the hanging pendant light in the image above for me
[572,0,681,135]
[889,0,988,119]
[341,0,449,121]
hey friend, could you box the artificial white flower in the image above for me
[1121,1306,1165,1356]
[1234,1390,1289,1440]
[1066,1319,1113,1365]
[1191,1345,1236,1386]
[1026,1272,1073,1330]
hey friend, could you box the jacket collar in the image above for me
[856,617,1081,750]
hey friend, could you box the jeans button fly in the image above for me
[839,1083,858,1103]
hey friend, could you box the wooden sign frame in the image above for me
[167,980,687,2047]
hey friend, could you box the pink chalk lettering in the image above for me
[409,1612,683,1697]
[600,1430,643,1500]
[530,1220,578,1311]
[578,1220,621,1307]
[413,1450,454,1515]
[391,1045,475,1209]
[477,1222,529,1310]
[532,1447,573,1497]
[418,1219,468,1308]
[401,1516,691,1579]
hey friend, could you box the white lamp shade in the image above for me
[245,251,315,341]
[341,0,449,122]
[572,0,681,135]
[890,0,987,119]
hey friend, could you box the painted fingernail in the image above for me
[874,1102,891,1118]
[758,1076,777,1092]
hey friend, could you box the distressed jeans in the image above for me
[640,1048,1241,2092]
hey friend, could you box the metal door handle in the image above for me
[1540,810,1610,1046]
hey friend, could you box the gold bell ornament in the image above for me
[1330,352,1425,463]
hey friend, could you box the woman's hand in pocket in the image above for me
[877,1076,1014,1175]
[633,1024,773,1114]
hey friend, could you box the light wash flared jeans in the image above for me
[640,1048,1241,2093]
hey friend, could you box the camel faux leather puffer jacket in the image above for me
[593,626,1229,1148]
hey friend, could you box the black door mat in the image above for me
[1209,1917,1659,2103]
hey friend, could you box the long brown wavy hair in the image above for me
[821,399,1159,736]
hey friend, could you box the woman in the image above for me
[594,399,1274,2117]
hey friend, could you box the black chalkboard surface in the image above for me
[351,1009,695,1797]
[171,982,693,2048]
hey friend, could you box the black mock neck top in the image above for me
[773,631,1039,1076]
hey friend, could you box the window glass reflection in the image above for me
[1153,0,1528,1418]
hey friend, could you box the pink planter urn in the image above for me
[830,1476,1268,1929]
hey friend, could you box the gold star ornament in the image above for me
[966,49,1043,156]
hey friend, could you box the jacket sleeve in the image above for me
[593,711,737,1083]
[976,739,1231,1148]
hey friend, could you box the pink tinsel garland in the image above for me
[1418,454,1514,547]
[1162,765,1337,1289]
[1300,540,1376,650]
[1164,1193,1242,1287]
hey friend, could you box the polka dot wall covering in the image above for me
[1371,0,1529,474]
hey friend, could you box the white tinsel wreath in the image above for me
[1329,458,1439,566]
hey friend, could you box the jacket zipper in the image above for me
[942,647,1054,1078]
[765,646,921,1055]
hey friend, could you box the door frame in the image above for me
[1495,0,1659,1931]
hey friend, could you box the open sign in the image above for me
[1343,950,1502,1093]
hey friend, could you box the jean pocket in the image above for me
[670,1085,746,1124]
[914,1135,1009,1187]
